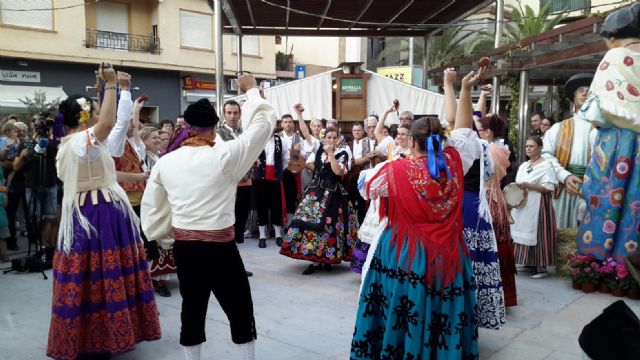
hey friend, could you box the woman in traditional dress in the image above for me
[351,70,486,359]
[512,136,558,278]
[477,114,518,306]
[280,128,358,275]
[141,125,177,297]
[576,4,640,261]
[47,63,160,360]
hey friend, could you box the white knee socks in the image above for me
[238,341,255,360]
[274,225,282,238]
[258,225,267,239]
[182,344,202,360]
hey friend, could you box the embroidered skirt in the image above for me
[280,186,358,264]
[150,247,177,279]
[462,191,506,330]
[578,127,640,261]
[515,192,557,267]
[351,229,478,359]
[47,194,161,360]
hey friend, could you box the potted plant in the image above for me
[609,260,630,297]
[567,253,596,291]
[598,257,617,293]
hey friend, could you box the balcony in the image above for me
[540,0,591,14]
[84,29,161,55]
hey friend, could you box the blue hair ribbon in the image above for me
[425,134,451,180]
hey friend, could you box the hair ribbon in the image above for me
[425,134,451,180]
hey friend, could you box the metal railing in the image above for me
[84,29,161,55]
[540,0,591,14]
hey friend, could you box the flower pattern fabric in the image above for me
[351,229,478,359]
[576,47,640,261]
[463,191,506,330]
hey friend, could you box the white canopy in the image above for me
[0,84,67,109]
[227,69,445,123]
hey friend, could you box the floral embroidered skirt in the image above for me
[351,228,478,359]
[47,195,161,360]
[280,186,358,264]
[463,191,506,330]
[578,127,640,261]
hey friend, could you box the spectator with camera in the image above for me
[13,115,58,249]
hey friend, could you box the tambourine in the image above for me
[503,183,527,209]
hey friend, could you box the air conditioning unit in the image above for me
[228,78,238,92]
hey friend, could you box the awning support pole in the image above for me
[214,0,224,115]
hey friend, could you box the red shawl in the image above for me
[366,147,465,287]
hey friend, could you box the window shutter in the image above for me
[0,0,53,30]
[180,10,213,50]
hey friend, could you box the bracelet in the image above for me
[103,85,117,91]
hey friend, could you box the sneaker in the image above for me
[531,271,548,279]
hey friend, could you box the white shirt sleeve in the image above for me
[106,90,133,157]
[306,151,316,164]
[141,163,173,241]
[302,138,320,159]
[447,128,480,175]
[541,122,572,183]
[220,88,277,183]
[376,136,395,155]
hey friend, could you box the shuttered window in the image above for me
[180,9,213,50]
[233,35,260,56]
[0,0,53,30]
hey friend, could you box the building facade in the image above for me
[0,0,276,121]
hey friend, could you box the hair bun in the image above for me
[601,3,640,39]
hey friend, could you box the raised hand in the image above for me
[117,71,131,91]
[294,103,305,114]
[444,68,457,86]
[461,70,484,89]
[98,62,116,85]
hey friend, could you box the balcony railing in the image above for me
[540,0,591,14]
[84,29,161,55]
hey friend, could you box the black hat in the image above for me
[564,73,594,100]
[579,300,640,359]
[184,98,219,128]
[601,3,640,39]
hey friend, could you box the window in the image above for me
[540,0,591,14]
[180,9,212,50]
[233,35,260,56]
[0,0,53,30]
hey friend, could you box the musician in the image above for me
[278,114,302,227]
[542,73,594,229]
[217,100,254,246]
[253,128,289,248]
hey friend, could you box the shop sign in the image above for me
[1,69,41,83]
[377,66,412,84]
[183,76,216,91]
[340,78,363,95]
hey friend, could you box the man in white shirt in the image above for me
[253,129,289,248]
[141,74,275,360]
[278,114,302,227]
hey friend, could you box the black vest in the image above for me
[254,134,283,183]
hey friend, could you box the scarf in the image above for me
[162,125,215,156]
[366,147,465,287]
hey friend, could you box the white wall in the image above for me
[275,36,342,67]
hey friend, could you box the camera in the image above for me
[33,113,54,138]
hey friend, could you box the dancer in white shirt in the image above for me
[141,74,276,360]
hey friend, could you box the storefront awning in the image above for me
[0,84,67,109]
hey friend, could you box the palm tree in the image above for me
[466,2,566,55]
[374,27,475,68]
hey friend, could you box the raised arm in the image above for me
[93,63,118,143]
[443,68,457,128]
[476,84,492,115]
[376,103,396,143]
[294,103,314,146]
[106,72,133,157]
[455,68,485,130]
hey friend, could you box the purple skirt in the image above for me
[350,240,370,274]
[47,193,161,360]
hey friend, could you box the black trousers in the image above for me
[253,179,282,227]
[7,186,27,248]
[348,175,367,225]
[173,240,256,346]
[234,185,252,242]
[281,170,298,214]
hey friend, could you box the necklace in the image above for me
[624,41,640,48]
[527,156,541,173]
